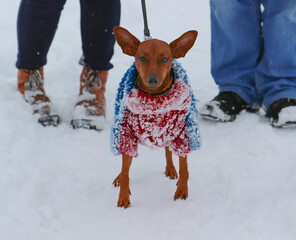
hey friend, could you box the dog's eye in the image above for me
[161,57,168,63]
[139,56,146,62]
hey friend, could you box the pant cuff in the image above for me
[218,85,259,109]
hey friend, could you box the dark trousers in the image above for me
[16,0,120,70]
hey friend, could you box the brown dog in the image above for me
[113,26,198,208]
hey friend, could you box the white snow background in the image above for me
[1,1,296,240]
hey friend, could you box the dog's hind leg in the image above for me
[174,155,189,200]
[117,153,133,208]
[165,146,178,179]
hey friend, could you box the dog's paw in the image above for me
[117,195,131,208]
[174,183,188,200]
[165,166,178,179]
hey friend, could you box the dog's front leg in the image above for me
[165,146,178,179]
[117,153,133,208]
[174,155,189,200]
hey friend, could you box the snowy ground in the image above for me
[1,1,296,240]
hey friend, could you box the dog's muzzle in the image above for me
[148,73,158,87]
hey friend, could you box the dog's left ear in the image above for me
[170,30,198,58]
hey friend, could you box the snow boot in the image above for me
[200,91,258,122]
[266,98,296,128]
[18,68,60,127]
[71,67,108,131]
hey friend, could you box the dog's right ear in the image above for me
[170,30,198,58]
[113,27,141,56]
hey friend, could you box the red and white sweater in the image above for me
[119,80,192,157]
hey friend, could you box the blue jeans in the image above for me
[210,0,296,109]
[16,0,120,71]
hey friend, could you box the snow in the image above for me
[1,1,296,240]
[273,106,296,127]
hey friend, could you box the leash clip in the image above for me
[144,35,152,41]
[141,0,152,41]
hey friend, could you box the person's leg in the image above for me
[256,0,296,109]
[16,0,66,126]
[210,0,262,106]
[201,0,262,122]
[72,0,120,130]
[16,0,67,69]
[80,0,120,70]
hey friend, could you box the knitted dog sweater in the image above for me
[110,60,201,157]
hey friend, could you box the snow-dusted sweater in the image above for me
[110,60,201,157]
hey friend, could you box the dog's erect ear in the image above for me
[113,27,141,56]
[169,30,198,58]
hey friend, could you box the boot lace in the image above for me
[83,69,102,93]
[25,69,42,91]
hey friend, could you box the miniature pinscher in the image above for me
[113,26,198,208]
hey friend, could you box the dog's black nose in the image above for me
[148,74,158,87]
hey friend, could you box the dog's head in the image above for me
[114,27,198,94]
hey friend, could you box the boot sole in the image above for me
[71,119,103,131]
[38,115,60,127]
[271,121,296,128]
[200,113,236,122]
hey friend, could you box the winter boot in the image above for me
[266,98,296,128]
[71,67,108,131]
[18,68,60,127]
[200,91,258,122]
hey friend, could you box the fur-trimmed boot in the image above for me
[71,67,108,131]
[18,68,60,126]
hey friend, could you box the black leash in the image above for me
[141,0,152,40]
